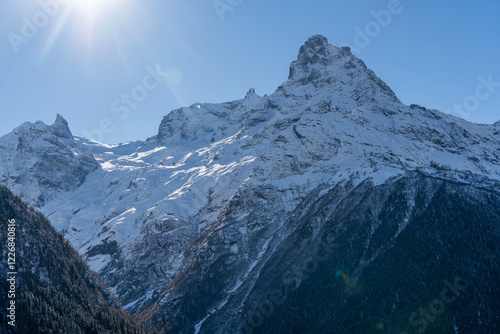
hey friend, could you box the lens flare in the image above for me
[335,269,363,295]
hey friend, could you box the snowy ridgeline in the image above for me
[0,35,499,332]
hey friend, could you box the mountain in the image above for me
[0,114,98,207]
[0,185,142,333]
[1,35,499,333]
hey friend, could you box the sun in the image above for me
[39,0,139,61]
[72,0,120,19]
[73,0,118,11]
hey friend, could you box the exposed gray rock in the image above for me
[48,114,73,139]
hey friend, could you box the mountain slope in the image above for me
[0,185,141,333]
[143,171,499,333]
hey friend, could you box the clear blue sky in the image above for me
[1,0,499,144]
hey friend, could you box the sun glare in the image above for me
[74,0,119,12]
[38,0,141,63]
[67,0,128,49]
[71,0,121,21]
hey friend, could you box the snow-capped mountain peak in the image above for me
[0,115,98,206]
[291,34,342,73]
[280,34,399,109]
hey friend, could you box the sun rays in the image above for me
[38,0,138,62]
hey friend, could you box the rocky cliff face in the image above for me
[1,35,499,333]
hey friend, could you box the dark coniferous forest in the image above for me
[0,185,142,334]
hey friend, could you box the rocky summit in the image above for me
[1,35,499,333]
